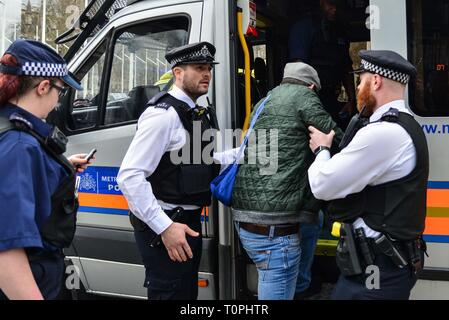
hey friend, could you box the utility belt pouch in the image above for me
[405,238,425,274]
[336,223,363,276]
[374,234,408,268]
[354,227,375,267]
[129,211,149,232]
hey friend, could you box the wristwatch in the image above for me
[313,145,330,156]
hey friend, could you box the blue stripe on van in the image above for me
[428,181,449,189]
[423,235,449,243]
[78,206,129,216]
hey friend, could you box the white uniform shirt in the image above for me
[308,100,417,237]
[117,85,202,235]
[117,85,238,235]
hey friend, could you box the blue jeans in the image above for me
[236,222,301,300]
[295,211,324,293]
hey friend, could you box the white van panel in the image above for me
[411,280,449,300]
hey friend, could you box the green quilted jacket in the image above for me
[232,83,343,224]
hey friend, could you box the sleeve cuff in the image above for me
[149,210,173,235]
[315,149,331,161]
[213,148,240,165]
[0,237,43,252]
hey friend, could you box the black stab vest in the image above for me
[327,110,429,240]
[144,92,220,206]
[0,116,78,249]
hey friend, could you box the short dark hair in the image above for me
[172,64,187,71]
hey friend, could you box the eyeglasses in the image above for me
[50,82,68,98]
[33,81,69,98]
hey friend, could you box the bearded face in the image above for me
[356,74,377,116]
[180,64,211,101]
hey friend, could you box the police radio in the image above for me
[46,126,68,154]
[338,106,369,150]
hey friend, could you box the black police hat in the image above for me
[353,50,417,84]
[165,42,218,68]
[0,39,83,90]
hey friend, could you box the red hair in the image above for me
[0,55,54,106]
[0,54,20,106]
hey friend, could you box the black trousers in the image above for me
[331,253,420,300]
[134,211,203,300]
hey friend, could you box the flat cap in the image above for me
[165,41,218,68]
[353,50,417,84]
[283,62,321,91]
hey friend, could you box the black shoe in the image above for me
[294,283,322,300]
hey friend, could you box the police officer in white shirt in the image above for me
[307,50,429,299]
[117,42,220,300]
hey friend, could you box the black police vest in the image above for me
[144,92,220,207]
[326,109,429,241]
[0,116,78,249]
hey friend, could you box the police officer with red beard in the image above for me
[306,50,429,299]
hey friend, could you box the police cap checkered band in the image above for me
[1,39,83,90]
[169,45,214,65]
[360,59,410,84]
[22,61,68,77]
[165,41,218,67]
[354,50,417,84]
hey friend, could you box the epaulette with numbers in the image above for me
[146,91,171,110]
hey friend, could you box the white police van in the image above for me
[49,0,449,299]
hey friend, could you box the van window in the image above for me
[69,41,107,130]
[67,16,189,132]
[104,17,189,125]
[408,0,449,116]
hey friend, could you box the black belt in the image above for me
[129,207,202,233]
[164,207,202,224]
[164,207,202,215]
[240,222,300,237]
[367,237,407,255]
[365,236,415,270]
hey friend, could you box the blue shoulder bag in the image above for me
[210,95,271,206]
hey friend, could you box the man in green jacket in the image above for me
[232,62,343,300]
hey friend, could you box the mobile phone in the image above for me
[84,148,97,161]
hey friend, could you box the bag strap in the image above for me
[234,94,271,164]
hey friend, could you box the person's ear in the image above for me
[308,83,316,91]
[172,66,184,80]
[372,74,382,91]
[35,79,51,97]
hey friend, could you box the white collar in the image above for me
[369,100,411,122]
[168,85,196,109]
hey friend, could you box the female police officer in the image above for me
[0,39,91,300]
